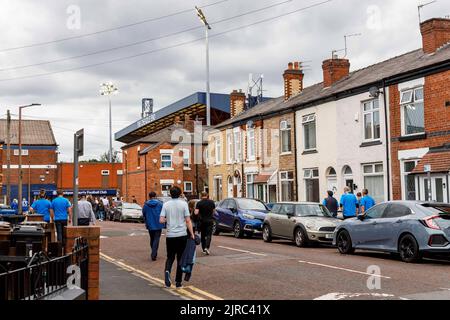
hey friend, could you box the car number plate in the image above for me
[325,234,333,239]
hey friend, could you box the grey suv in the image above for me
[262,202,340,247]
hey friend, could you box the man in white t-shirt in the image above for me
[160,186,194,289]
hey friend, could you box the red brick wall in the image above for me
[420,18,450,54]
[390,70,450,200]
[57,162,123,190]
[322,59,350,88]
[122,142,208,205]
[0,147,58,185]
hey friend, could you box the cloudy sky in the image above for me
[0,0,447,161]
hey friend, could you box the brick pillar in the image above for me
[65,226,100,300]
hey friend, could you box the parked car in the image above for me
[265,203,276,210]
[213,198,269,238]
[333,201,450,263]
[111,202,144,223]
[262,202,339,247]
[106,201,122,221]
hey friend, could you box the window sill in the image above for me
[302,149,318,155]
[360,140,382,148]
[280,152,292,156]
[183,167,191,171]
[398,133,427,142]
[160,168,174,171]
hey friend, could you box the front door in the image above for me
[419,175,448,203]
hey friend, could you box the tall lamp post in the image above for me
[100,82,118,163]
[18,103,42,214]
[195,6,212,127]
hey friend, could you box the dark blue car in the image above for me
[213,198,269,238]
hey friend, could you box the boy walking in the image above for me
[143,192,164,261]
[159,186,194,289]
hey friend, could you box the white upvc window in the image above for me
[362,163,385,204]
[226,132,233,163]
[184,181,193,193]
[234,129,241,162]
[215,138,222,165]
[303,168,319,203]
[161,154,172,168]
[402,160,419,200]
[280,120,292,153]
[247,128,255,161]
[246,174,256,198]
[362,99,381,141]
[401,87,424,136]
[182,149,190,169]
[302,115,316,151]
[280,171,294,202]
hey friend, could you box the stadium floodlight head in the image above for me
[195,6,211,29]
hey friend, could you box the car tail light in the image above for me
[423,216,441,230]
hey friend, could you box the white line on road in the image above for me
[298,260,391,279]
[217,246,267,256]
[314,292,396,300]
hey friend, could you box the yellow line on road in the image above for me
[100,252,223,300]
[218,245,267,256]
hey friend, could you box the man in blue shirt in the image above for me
[142,191,164,261]
[360,188,376,214]
[51,190,72,243]
[339,186,358,219]
[30,190,52,223]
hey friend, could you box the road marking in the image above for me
[185,286,224,300]
[100,253,223,300]
[314,292,396,300]
[298,260,391,279]
[218,246,267,256]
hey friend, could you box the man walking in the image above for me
[159,186,194,289]
[51,190,72,243]
[30,190,52,222]
[360,188,376,214]
[322,191,338,218]
[77,195,96,226]
[195,192,216,255]
[339,186,358,220]
[143,192,164,261]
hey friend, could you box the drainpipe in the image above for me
[293,109,299,201]
[382,80,391,201]
[144,153,148,201]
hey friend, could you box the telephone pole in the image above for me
[6,110,11,205]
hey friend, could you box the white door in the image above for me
[419,175,448,203]
[228,177,234,198]
[327,177,338,195]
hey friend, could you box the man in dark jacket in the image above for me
[195,192,216,255]
[322,190,338,218]
[142,192,164,261]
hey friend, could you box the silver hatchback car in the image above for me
[333,201,450,263]
[262,202,340,247]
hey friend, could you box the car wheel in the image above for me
[398,234,422,263]
[119,215,123,223]
[212,220,220,235]
[337,230,355,254]
[294,227,308,247]
[233,221,244,238]
[262,224,272,243]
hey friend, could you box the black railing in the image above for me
[0,237,89,300]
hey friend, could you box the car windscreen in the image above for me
[123,203,142,210]
[236,199,267,211]
[296,204,332,217]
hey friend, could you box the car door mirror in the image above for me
[286,212,294,218]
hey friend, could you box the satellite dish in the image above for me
[369,86,380,98]
[247,120,254,128]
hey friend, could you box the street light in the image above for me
[18,103,42,215]
[100,82,119,163]
[195,6,211,127]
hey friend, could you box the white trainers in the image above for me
[205,249,210,255]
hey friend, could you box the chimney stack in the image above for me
[322,58,350,88]
[230,89,246,118]
[420,18,450,54]
[183,114,195,132]
[283,62,304,100]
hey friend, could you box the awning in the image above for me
[411,150,450,174]
[254,174,271,184]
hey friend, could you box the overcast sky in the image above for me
[0,0,447,161]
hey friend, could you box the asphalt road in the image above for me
[98,221,450,300]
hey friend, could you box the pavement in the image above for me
[98,220,450,300]
[100,258,185,300]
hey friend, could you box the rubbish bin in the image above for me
[11,225,45,257]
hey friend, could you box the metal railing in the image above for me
[0,237,89,300]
